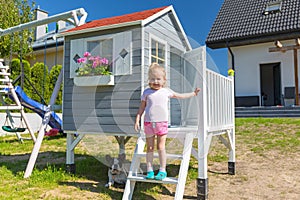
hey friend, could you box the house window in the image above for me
[151,39,165,65]
[264,1,282,15]
[87,39,113,71]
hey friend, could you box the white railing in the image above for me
[206,69,234,131]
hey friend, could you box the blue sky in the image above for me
[35,0,227,74]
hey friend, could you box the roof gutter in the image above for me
[59,20,142,37]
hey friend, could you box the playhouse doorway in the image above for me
[260,63,281,106]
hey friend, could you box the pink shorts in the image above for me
[144,121,168,136]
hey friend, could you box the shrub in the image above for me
[31,62,50,104]
[10,58,31,96]
[49,65,63,107]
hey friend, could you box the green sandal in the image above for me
[146,171,154,179]
[154,171,167,180]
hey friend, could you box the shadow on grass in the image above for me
[0,135,198,199]
[61,161,198,199]
[208,169,229,175]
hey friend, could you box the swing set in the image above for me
[0,30,52,142]
[0,7,88,178]
[0,8,87,144]
[0,57,36,142]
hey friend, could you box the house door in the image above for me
[260,63,281,106]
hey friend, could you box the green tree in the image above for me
[0,0,35,60]
[49,64,63,107]
[31,62,50,104]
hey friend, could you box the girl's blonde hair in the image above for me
[148,63,167,87]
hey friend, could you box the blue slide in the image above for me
[13,86,62,132]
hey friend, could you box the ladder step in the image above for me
[136,153,183,160]
[0,85,12,89]
[0,105,22,110]
[0,65,9,70]
[0,90,8,94]
[127,174,178,184]
[0,78,11,82]
[0,72,10,76]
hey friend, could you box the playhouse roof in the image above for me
[206,0,300,49]
[61,6,191,50]
[64,6,167,34]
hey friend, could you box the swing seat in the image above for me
[2,126,26,133]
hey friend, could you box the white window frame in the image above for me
[70,33,132,78]
[85,35,114,72]
[149,34,167,68]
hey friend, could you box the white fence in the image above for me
[206,69,235,132]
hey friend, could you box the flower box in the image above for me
[73,75,114,86]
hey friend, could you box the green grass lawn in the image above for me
[0,118,299,199]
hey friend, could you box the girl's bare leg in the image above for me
[157,134,167,171]
[146,134,155,172]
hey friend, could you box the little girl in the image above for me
[134,63,200,180]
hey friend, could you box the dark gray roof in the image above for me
[206,0,300,49]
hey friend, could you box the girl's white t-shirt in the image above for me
[141,88,174,122]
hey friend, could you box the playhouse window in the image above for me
[70,32,132,78]
[151,39,165,65]
[87,39,113,69]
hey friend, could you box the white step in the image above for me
[127,174,178,184]
[135,153,183,160]
[0,85,12,89]
[0,90,8,94]
[0,65,9,70]
[0,105,22,110]
[0,78,11,82]
[0,72,10,76]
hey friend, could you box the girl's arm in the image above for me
[172,88,200,99]
[134,100,146,132]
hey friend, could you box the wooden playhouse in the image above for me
[60,6,235,200]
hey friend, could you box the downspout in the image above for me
[226,41,235,70]
[226,41,236,104]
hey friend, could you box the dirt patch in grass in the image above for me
[1,119,299,199]
[206,152,299,200]
[143,151,299,200]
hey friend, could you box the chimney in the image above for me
[34,6,48,41]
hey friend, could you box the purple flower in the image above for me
[89,56,95,61]
[76,52,111,76]
[83,52,91,57]
[92,60,100,68]
[77,57,87,63]
[101,58,109,65]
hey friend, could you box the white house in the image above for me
[206,0,300,107]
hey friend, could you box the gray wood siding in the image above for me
[145,13,187,53]
[63,27,142,135]
[142,13,187,126]
[170,47,184,125]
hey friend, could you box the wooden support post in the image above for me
[197,47,209,200]
[24,106,51,178]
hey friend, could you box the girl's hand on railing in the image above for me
[194,88,200,96]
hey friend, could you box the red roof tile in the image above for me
[66,6,169,33]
